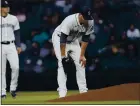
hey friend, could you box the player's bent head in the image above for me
[79,6,93,26]
[79,14,88,26]
[80,6,93,20]
[1,0,10,13]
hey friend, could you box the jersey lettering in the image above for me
[1,23,14,29]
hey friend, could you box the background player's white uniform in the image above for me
[52,13,94,97]
[0,14,20,96]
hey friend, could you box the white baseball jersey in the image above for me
[0,14,20,42]
[127,29,140,38]
[55,13,94,42]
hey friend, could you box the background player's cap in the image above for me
[80,6,93,20]
[1,0,9,8]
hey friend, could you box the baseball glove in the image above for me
[62,50,76,74]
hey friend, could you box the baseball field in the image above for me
[2,83,140,105]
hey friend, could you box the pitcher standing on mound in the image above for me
[52,6,94,98]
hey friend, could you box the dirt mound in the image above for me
[49,83,140,102]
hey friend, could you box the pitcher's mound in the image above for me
[49,83,140,102]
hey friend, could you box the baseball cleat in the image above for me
[1,95,6,99]
[11,91,17,98]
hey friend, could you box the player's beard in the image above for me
[5,7,10,14]
[82,20,88,28]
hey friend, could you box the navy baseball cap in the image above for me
[81,6,93,20]
[1,0,9,7]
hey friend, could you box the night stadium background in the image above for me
[2,0,140,104]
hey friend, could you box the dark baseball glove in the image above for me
[62,50,76,74]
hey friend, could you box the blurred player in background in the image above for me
[0,0,21,98]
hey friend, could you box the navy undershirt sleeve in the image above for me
[14,29,21,47]
[82,35,90,42]
[60,32,68,44]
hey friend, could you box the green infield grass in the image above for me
[1,91,140,105]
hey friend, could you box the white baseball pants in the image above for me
[52,31,88,98]
[0,43,19,95]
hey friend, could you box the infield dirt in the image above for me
[49,83,140,102]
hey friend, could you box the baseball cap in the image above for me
[1,0,9,7]
[81,6,93,20]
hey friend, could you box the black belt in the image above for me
[1,41,14,45]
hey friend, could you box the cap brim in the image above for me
[83,15,93,20]
[1,5,9,7]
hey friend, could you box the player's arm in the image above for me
[60,17,72,57]
[80,21,94,67]
[80,35,90,57]
[79,35,90,67]
[14,17,21,54]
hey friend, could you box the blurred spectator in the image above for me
[88,64,96,71]
[33,59,44,73]
[16,8,27,22]
[63,0,72,14]
[32,31,49,46]
[42,11,62,35]
[49,12,61,34]
[121,31,127,40]
[24,58,33,72]
[88,58,101,72]
[127,24,140,39]
[31,29,40,37]
[89,34,96,43]
[136,10,140,18]
[40,41,52,58]
[29,42,40,56]
[55,0,72,15]
[126,24,140,60]
[94,0,105,9]
[108,23,118,44]
[133,0,140,7]
[55,0,65,7]
[69,2,81,14]
[16,13,26,22]
[40,47,50,58]
[25,40,32,50]
[21,42,27,52]
[56,0,73,15]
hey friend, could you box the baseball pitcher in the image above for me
[0,0,21,98]
[52,6,94,98]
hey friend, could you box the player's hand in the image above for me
[79,56,86,67]
[17,47,22,54]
